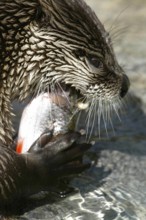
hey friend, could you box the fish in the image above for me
[16,92,72,154]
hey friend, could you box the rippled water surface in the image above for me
[14,0,146,219]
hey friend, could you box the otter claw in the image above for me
[49,143,91,166]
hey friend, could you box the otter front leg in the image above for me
[0,132,91,210]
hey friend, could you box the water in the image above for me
[14,1,146,219]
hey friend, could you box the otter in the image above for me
[0,0,129,211]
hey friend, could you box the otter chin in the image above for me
[0,0,129,211]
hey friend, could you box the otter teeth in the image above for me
[77,102,89,110]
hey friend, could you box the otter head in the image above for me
[31,0,129,108]
[31,0,129,100]
[1,0,130,136]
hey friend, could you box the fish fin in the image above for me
[16,140,23,154]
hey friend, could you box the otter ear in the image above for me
[37,0,51,14]
[35,0,82,26]
[35,0,51,24]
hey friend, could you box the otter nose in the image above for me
[120,74,130,98]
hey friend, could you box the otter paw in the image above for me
[28,132,92,178]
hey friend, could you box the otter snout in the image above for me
[120,74,130,98]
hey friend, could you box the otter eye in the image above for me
[88,55,102,68]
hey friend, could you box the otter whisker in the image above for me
[117,98,127,116]
[89,99,98,139]
[110,25,129,45]
[97,98,103,138]
[123,93,131,106]
[32,79,42,99]
[85,97,95,140]
[109,102,116,135]
[87,99,97,141]
[74,108,82,131]
[54,86,61,107]
[108,5,130,35]
[47,82,55,121]
[113,100,122,122]
[106,100,111,125]
[102,100,109,137]
[105,101,110,126]
[56,82,71,106]
[69,101,81,125]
